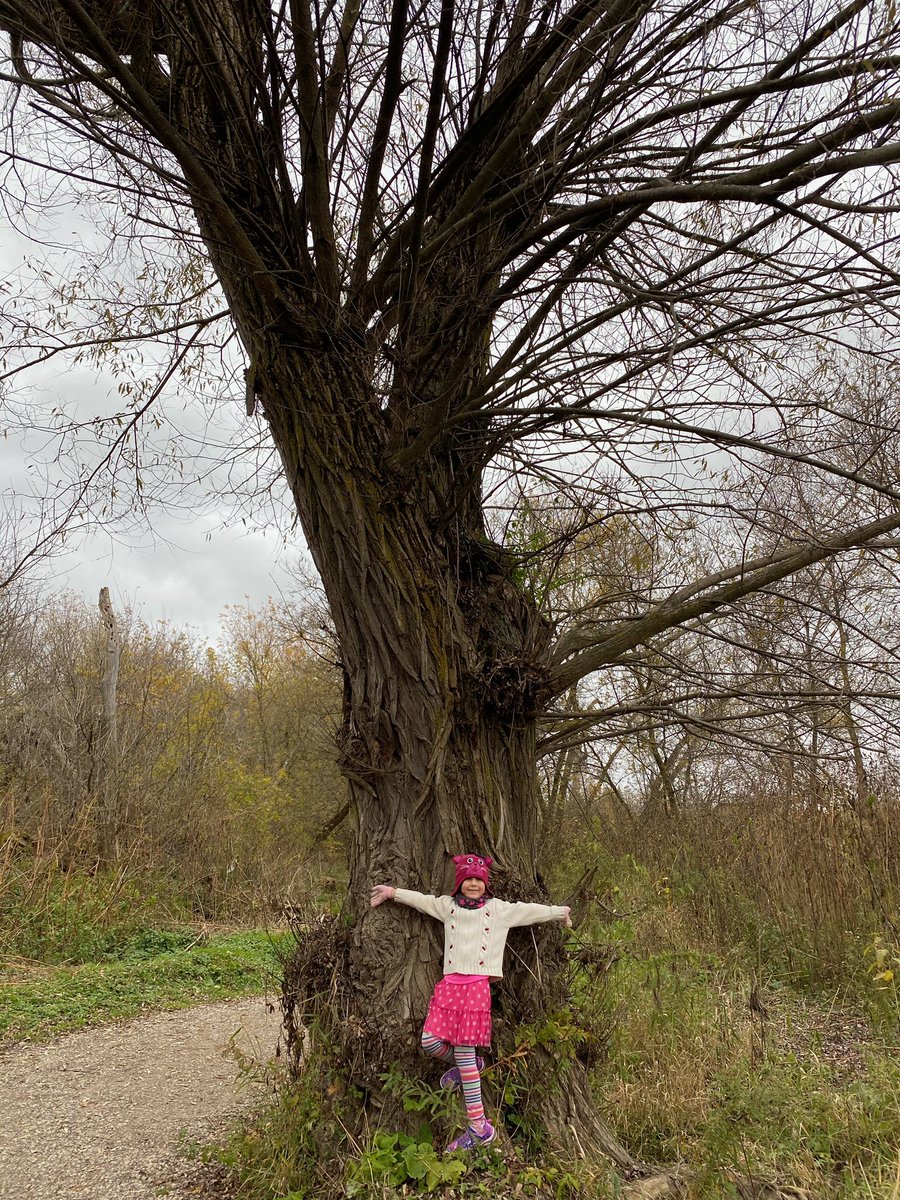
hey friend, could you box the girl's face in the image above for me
[461,877,486,899]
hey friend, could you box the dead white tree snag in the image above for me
[97,586,121,866]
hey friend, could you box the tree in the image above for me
[217,597,347,869]
[96,585,121,865]
[3,0,900,1174]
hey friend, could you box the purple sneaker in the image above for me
[439,1056,485,1090]
[446,1120,496,1152]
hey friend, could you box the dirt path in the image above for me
[0,997,283,1200]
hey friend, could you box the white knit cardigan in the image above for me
[393,888,567,980]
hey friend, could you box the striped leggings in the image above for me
[421,1031,485,1128]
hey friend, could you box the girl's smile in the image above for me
[461,878,485,899]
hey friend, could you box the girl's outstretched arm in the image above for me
[369,884,449,921]
[391,888,453,921]
[499,900,572,928]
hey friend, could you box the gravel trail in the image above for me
[0,997,283,1200]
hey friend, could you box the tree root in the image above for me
[622,1169,816,1199]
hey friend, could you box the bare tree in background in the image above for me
[3,0,900,1164]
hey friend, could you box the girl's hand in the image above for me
[561,906,573,928]
[370,884,395,907]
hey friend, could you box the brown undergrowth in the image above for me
[590,784,900,984]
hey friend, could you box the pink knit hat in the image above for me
[453,853,493,893]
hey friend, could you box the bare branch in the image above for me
[547,509,900,695]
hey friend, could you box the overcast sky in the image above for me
[1,191,311,645]
[3,452,309,647]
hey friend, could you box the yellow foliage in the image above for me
[214,760,294,850]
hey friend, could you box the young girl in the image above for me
[370,853,572,1151]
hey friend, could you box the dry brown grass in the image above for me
[601,780,900,979]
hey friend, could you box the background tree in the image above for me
[3,0,900,1169]
[0,576,344,911]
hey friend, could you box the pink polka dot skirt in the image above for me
[422,977,492,1047]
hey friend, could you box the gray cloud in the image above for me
[45,518,305,644]
[1,188,311,643]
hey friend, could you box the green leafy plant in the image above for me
[864,934,899,989]
[379,1062,459,1118]
[345,1130,468,1195]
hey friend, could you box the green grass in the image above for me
[0,862,199,965]
[0,928,289,1044]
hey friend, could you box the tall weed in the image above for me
[0,857,192,963]
[569,782,900,987]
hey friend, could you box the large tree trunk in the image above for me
[262,346,636,1166]
[177,134,635,1155]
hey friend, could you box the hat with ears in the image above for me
[453,853,493,894]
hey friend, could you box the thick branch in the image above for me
[291,0,340,299]
[546,510,900,695]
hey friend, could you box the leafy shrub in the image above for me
[345,1131,468,1195]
